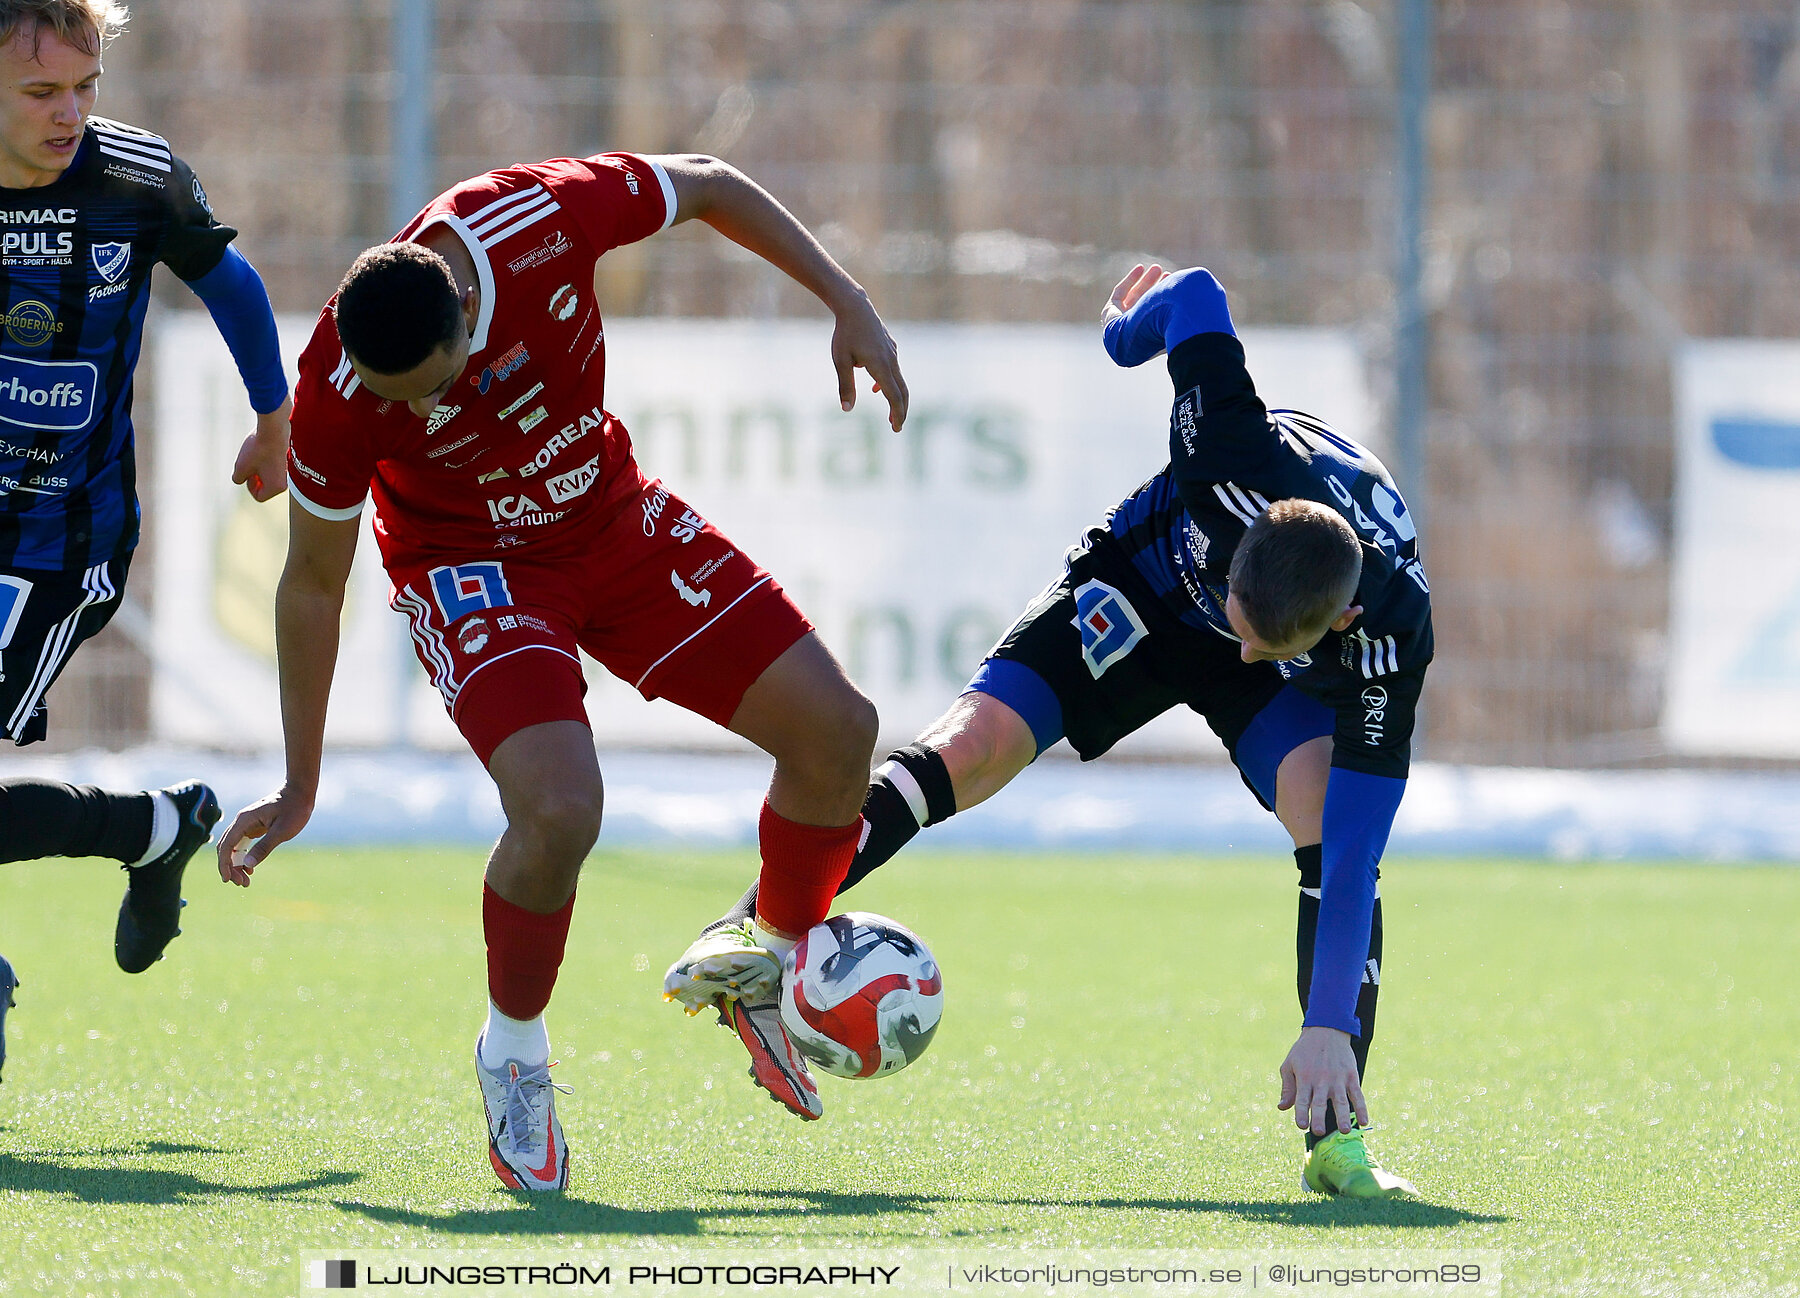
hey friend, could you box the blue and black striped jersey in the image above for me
[0,116,235,571]
[1105,331,1434,780]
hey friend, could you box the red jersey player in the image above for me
[215,152,907,1191]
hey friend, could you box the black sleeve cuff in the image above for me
[1167,331,1253,403]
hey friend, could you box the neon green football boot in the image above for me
[1302,1127,1418,1199]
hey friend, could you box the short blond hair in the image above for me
[0,0,128,57]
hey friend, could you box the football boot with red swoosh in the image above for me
[476,1034,571,1191]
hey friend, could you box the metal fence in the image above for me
[53,0,1800,766]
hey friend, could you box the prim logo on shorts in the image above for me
[3,300,62,348]
[1071,579,1148,679]
[1361,685,1388,745]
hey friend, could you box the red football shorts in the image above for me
[387,478,812,765]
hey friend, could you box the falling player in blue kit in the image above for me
[0,0,290,1078]
[679,263,1433,1198]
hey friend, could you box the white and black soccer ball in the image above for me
[778,912,943,1079]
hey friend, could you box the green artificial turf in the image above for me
[1,846,1795,1295]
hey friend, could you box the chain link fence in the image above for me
[51,0,1800,765]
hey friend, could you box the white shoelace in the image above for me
[500,1062,571,1153]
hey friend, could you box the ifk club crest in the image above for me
[91,240,131,284]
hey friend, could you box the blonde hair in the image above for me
[0,0,128,56]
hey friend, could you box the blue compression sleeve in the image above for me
[1102,266,1237,367]
[187,246,289,414]
[1306,767,1406,1035]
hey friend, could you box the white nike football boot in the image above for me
[475,1034,570,1192]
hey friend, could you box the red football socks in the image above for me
[753,801,861,939]
[482,884,575,1020]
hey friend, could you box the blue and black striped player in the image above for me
[690,262,1432,1198]
[0,0,290,1079]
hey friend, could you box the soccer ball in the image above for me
[778,912,943,1079]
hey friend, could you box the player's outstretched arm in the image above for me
[648,154,908,431]
[186,246,292,501]
[216,503,359,885]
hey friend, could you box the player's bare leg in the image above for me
[485,721,603,913]
[697,687,1036,945]
[664,632,876,1119]
[474,720,598,1192]
[912,691,1038,812]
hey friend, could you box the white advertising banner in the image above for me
[153,315,1369,757]
[1666,339,1800,755]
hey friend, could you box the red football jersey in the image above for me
[286,152,675,569]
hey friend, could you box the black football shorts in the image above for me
[971,529,1291,763]
[0,556,130,746]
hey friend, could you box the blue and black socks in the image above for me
[1293,842,1384,1149]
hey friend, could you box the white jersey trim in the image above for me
[472,190,560,248]
[289,477,366,522]
[328,350,362,400]
[465,186,555,240]
[91,118,174,173]
[1351,629,1400,678]
[413,212,497,355]
[647,159,677,232]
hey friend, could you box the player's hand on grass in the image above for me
[1103,262,1167,324]
[217,786,314,886]
[1278,1025,1369,1135]
[830,291,908,431]
[233,396,292,502]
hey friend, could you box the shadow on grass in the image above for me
[746,1189,1506,1230]
[332,1188,956,1238]
[1082,1198,1508,1228]
[0,1147,361,1206]
[331,1187,1503,1238]
[334,1200,710,1237]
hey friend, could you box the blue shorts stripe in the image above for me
[1234,684,1335,808]
[966,657,1065,758]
